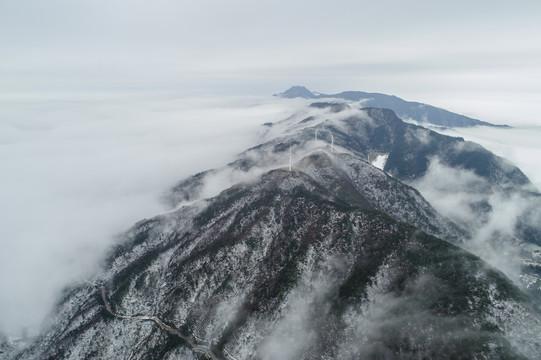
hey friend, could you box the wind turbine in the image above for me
[279,141,293,171]
[288,142,292,171]
[328,130,334,153]
[314,127,319,142]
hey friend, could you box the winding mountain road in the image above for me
[96,283,220,360]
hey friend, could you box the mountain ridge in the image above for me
[276,86,509,128]
[13,151,541,360]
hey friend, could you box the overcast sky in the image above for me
[1,0,540,123]
[1,0,540,337]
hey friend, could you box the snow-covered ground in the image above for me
[370,154,388,171]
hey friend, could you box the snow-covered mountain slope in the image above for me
[164,103,541,297]
[0,333,13,360]
[169,151,463,243]
[15,154,541,359]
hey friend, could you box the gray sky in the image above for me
[1,0,540,123]
[1,0,541,337]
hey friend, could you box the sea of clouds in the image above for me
[0,92,310,337]
[1,91,540,340]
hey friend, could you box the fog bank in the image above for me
[0,93,302,336]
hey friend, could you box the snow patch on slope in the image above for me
[371,154,388,171]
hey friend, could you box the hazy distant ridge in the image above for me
[277,86,507,128]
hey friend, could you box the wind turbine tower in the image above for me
[288,142,292,171]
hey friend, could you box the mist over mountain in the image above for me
[166,100,541,293]
[277,86,507,128]
[13,154,541,359]
[7,94,541,360]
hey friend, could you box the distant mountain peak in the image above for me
[276,85,316,98]
[275,86,507,128]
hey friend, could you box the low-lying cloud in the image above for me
[411,158,533,284]
[0,92,303,337]
[434,125,541,192]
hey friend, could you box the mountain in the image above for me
[275,85,316,99]
[168,152,464,244]
[169,105,527,195]
[0,333,13,360]
[11,100,541,359]
[276,86,507,128]
[15,153,541,360]
[165,103,541,292]
[321,107,523,184]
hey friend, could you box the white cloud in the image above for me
[411,158,532,284]
[434,126,541,191]
[0,92,293,336]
